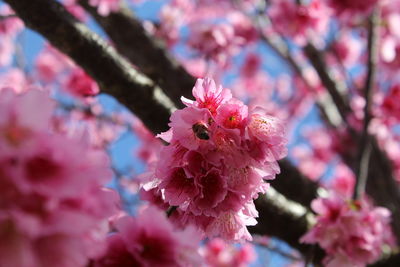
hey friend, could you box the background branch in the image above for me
[254,12,342,127]
[79,0,195,108]
[249,188,324,264]
[353,8,380,200]
[303,43,351,123]
[272,160,320,208]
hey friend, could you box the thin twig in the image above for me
[303,43,351,123]
[249,4,342,128]
[353,8,380,200]
[328,40,360,94]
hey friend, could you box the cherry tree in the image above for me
[1,0,400,266]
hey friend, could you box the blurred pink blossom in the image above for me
[302,193,395,266]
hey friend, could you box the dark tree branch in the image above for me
[4,0,176,135]
[249,189,324,264]
[78,0,195,108]
[353,8,380,200]
[273,160,320,208]
[370,253,400,267]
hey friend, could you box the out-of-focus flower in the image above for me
[94,205,202,267]
[301,193,395,267]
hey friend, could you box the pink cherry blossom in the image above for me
[142,78,287,241]
[94,205,202,267]
[0,5,24,38]
[301,193,395,266]
[182,77,232,115]
[64,67,100,98]
[35,44,73,83]
[215,101,248,130]
[188,23,244,66]
[228,12,258,44]
[132,118,163,164]
[328,164,355,198]
[382,84,400,122]
[0,88,118,267]
[0,68,30,93]
[0,37,14,67]
[268,0,330,45]
[155,4,185,47]
[62,0,87,21]
[330,32,362,67]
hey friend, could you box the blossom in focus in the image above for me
[301,193,395,267]
[94,205,202,267]
[142,78,287,241]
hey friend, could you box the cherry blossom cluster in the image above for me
[142,78,287,241]
[188,23,245,67]
[301,193,395,267]
[0,87,118,267]
[268,0,330,45]
[94,205,202,267]
[200,238,256,267]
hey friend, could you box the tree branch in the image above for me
[273,160,320,208]
[353,8,380,200]
[4,0,176,135]
[78,0,195,108]
[249,188,324,264]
